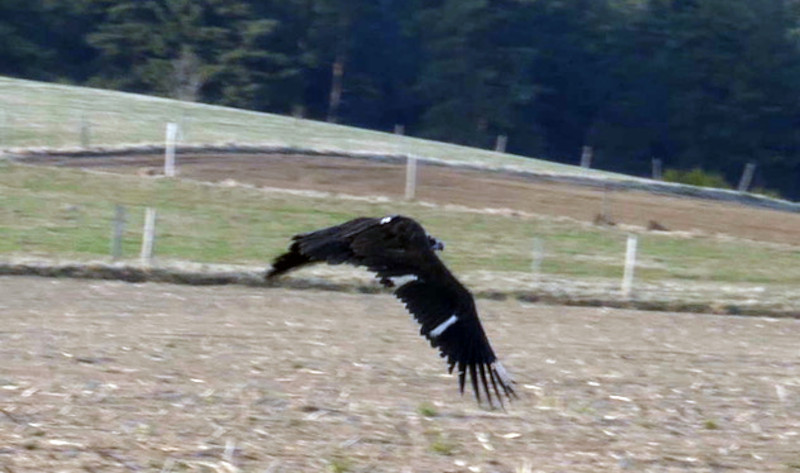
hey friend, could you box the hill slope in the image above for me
[0,76,608,176]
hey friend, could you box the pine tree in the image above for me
[86,0,279,104]
[302,0,381,123]
[520,0,631,162]
[0,0,50,79]
[0,0,97,81]
[413,0,535,148]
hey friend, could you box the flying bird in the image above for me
[266,215,516,407]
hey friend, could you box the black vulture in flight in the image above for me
[266,215,516,407]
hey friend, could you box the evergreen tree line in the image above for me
[4,0,800,198]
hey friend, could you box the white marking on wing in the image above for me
[380,216,393,224]
[389,275,418,286]
[430,314,458,338]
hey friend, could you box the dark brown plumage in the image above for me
[266,215,515,407]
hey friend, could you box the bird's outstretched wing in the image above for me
[266,215,515,407]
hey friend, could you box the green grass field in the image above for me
[4,161,800,285]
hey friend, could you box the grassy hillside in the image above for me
[0,76,618,177]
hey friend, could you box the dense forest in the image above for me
[3,0,800,198]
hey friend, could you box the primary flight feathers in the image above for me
[266,215,516,407]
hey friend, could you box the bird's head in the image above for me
[428,235,445,252]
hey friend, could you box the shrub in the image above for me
[662,168,731,189]
[751,187,783,199]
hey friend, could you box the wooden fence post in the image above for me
[531,238,544,275]
[179,111,188,142]
[405,155,417,201]
[111,205,126,261]
[652,158,663,180]
[140,208,157,266]
[0,109,6,149]
[164,122,178,177]
[621,234,638,298]
[600,184,613,222]
[495,135,508,153]
[80,114,91,148]
[580,145,593,168]
[738,162,756,192]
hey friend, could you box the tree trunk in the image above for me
[172,46,204,102]
[327,52,345,123]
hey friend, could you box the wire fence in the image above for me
[3,86,800,311]
[6,195,800,316]
[6,157,800,290]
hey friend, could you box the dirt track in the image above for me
[28,153,800,246]
[3,276,800,472]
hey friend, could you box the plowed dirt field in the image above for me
[2,277,800,472]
